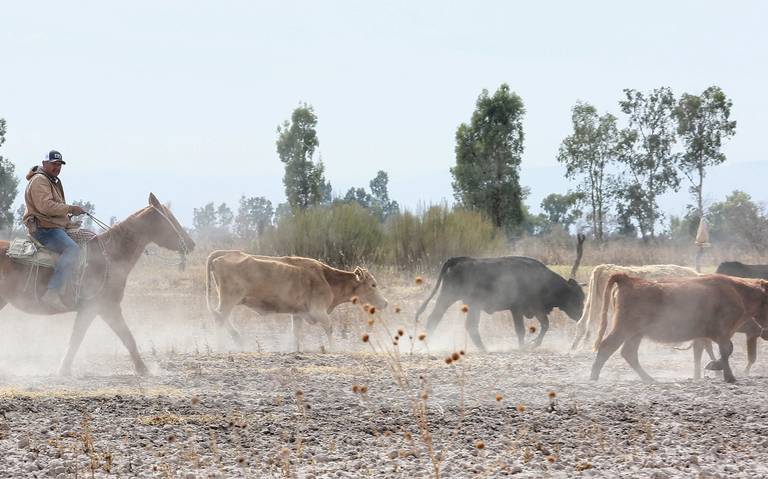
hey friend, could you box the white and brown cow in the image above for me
[571,264,699,351]
[205,251,388,351]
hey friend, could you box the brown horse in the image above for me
[0,193,195,376]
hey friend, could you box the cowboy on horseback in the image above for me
[22,150,86,310]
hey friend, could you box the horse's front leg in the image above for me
[101,306,149,376]
[59,307,98,376]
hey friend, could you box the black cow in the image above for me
[703,261,768,375]
[415,254,585,351]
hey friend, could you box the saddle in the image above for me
[7,229,97,268]
[7,229,104,306]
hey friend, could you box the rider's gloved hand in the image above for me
[68,205,87,216]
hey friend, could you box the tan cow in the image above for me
[205,251,388,351]
[571,264,699,351]
[590,273,768,383]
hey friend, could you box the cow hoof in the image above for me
[705,360,724,371]
[724,376,737,384]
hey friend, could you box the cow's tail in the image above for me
[571,266,600,350]
[414,257,468,323]
[205,250,230,313]
[593,272,627,352]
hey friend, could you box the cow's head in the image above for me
[562,278,586,321]
[351,267,388,310]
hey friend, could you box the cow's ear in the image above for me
[353,267,364,282]
[149,193,161,207]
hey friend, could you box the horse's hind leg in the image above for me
[59,307,98,376]
[101,307,149,376]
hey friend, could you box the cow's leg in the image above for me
[620,334,654,383]
[291,314,303,352]
[424,294,456,338]
[101,307,150,376]
[693,339,704,380]
[464,308,487,353]
[745,335,758,376]
[716,339,736,383]
[511,311,526,349]
[530,313,549,348]
[211,294,243,350]
[316,312,334,352]
[58,307,98,376]
[590,329,626,381]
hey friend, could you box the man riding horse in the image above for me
[22,150,87,310]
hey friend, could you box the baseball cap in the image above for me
[44,150,66,165]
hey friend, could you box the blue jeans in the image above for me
[33,227,81,291]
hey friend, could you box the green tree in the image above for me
[616,87,680,239]
[341,170,400,221]
[451,84,526,232]
[369,170,399,220]
[192,202,218,233]
[557,102,619,241]
[235,195,274,240]
[0,119,19,231]
[539,192,583,231]
[216,203,234,231]
[707,190,768,253]
[673,86,736,219]
[277,104,330,211]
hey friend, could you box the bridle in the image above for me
[88,207,189,270]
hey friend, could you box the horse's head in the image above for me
[146,193,196,254]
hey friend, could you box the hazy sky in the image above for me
[2,1,766,226]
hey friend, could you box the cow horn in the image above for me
[569,233,586,280]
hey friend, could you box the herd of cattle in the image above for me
[206,241,768,384]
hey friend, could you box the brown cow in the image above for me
[205,251,388,351]
[590,273,768,383]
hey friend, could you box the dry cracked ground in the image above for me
[2,315,768,479]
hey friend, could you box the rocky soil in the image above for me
[1,328,768,479]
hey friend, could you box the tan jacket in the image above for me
[23,166,72,230]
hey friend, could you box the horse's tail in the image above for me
[414,257,468,323]
[205,250,232,313]
[593,272,628,352]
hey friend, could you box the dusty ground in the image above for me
[1,262,767,478]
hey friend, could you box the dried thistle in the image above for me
[352,385,360,394]
[351,296,359,304]
[495,394,503,402]
[362,334,370,343]
[397,329,404,337]
[451,352,460,361]
[415,276,424,285]
[395,306,401,313]
[367,319,375,327]
[475,441,485,450]
[529,326,537,334]
[547,455,557,463]
[369,306,377,315]
[418,333,427,341]
[444,357,453,365]
[360,385,368,394]
[295,390,304,398]
[460,304,469,313]
[459,350,465,356]
[517,404,526,413]
[548,391,556,400]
